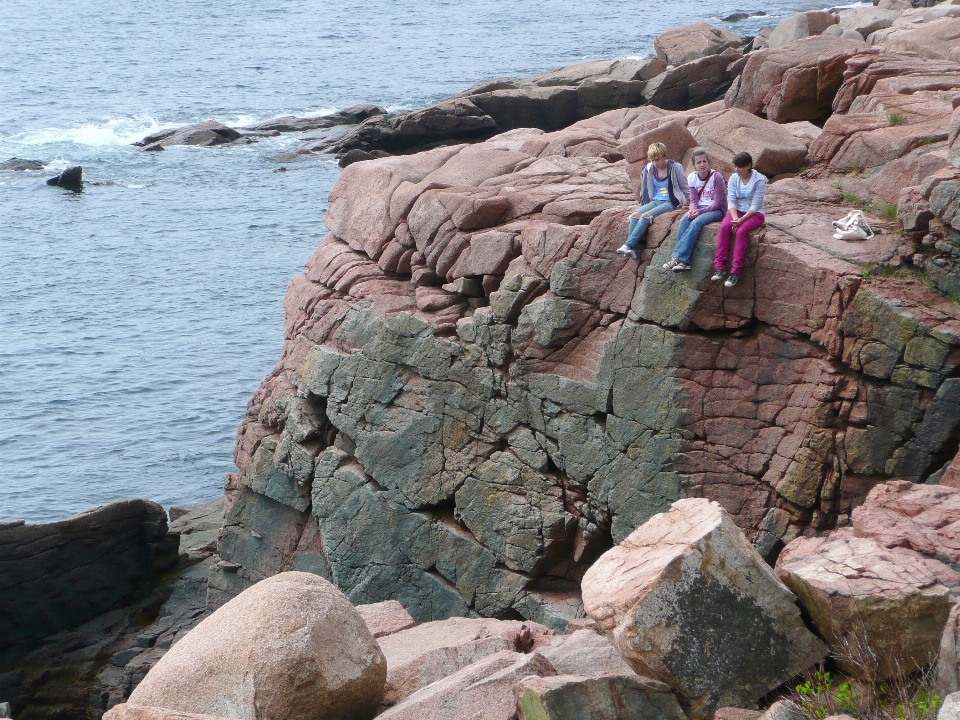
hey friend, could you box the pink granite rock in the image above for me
[777,529,959,679]
[356,600,416,639]
[377,617,552,706]
[582,499,826,719]
[725,36,866,122]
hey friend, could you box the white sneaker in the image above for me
[616,244,637,259]
[710,270,725,282]
[724,273,740,288]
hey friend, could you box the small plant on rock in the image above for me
[888,114,906,126]
[790,626,942,720]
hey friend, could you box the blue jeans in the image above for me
[672,209,724,262]
[626,200,674,250]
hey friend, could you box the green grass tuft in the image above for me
[888,113,906,126]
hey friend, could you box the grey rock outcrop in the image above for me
[581,498,826,719]
[134,121,253,151]
[0,158,44,171]
[242,104,386,133]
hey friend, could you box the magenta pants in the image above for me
[714,212,765,275]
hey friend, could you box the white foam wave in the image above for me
[7,116,173,148]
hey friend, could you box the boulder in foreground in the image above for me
[128,571,386,720]
[582,498,826,719]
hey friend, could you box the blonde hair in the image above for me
[647,142,667,161]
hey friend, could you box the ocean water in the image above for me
[1,0,833,522]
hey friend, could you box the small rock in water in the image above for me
[0,157,45,171]
[273,166,288,172]
[721,10,766,21]
[46,166,83,191]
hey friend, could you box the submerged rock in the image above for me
[134,121,253,151]
[581,498,826,719]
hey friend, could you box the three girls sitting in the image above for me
[618,145,767,289]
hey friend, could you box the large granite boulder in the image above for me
[581,498,826,719]
[377,617,551,706]
[515,673,687,720]
[688,108,810,176]
[836,7,900,38]
[356,600,416,638]
[653,23,742,65]
[768,11,838,49]
[0,499,177,663]
[128,572,386,720]
[851,480,960,565]
[776,528,959,679]
[642,49,743,110]
[376,650,557,720]
[725,36,866,122]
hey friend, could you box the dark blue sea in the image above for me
[0,0,840,522]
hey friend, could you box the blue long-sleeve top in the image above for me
[727,169,768,215]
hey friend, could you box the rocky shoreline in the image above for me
[4,0,960,718]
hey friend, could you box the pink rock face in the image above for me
[213,91,960,634]
[725,36,866,122]
[777,528,959,679]
[104,706,234,720]
[809,50,960,170]
[653,22,742,66]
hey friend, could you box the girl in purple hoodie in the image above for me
[662,149,726,272]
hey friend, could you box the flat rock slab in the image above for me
[582,498,826,719]
[377,650,557,720]
[537,629,637,677]
[776,527,959,679]
[356,599,416,639]
[515,672,687,720]
[378,617,552,705]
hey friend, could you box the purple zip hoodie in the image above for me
[688,170,727,214]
